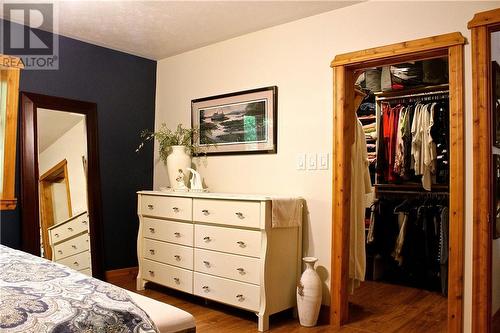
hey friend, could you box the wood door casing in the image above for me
[468,8,500,333]
[330,32,466,332]
[39,159,72,260]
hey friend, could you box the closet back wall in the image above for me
[154,1,500,331]
[0,19,157,270]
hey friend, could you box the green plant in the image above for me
[136,123,204,163]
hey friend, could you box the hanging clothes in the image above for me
[349,116,373,294]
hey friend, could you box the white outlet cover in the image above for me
[307,153,317,170]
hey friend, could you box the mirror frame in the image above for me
[20,92,104,279]
[0,55,23,210]
[469,8,500,333]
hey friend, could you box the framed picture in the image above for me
[191,86,277,155]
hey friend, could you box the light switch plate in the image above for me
[296,153,306,170]
[319,153,329,170]
[307,153,317,170]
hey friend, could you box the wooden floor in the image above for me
[112,278,447,333]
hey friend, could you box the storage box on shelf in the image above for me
[136,191,302,332]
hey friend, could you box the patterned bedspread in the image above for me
[0,245,158,333]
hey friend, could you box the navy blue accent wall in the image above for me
[0,20,157,270]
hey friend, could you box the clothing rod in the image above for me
[376,89,449,101]
[375,190,449,195]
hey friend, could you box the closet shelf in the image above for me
[373,84,449,99]
[374,183,449,194]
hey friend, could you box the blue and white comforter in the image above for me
[0,245,158,332]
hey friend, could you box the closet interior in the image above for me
[355,57,450,297]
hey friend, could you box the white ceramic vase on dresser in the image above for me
[297,256,322,327]
[166,145,191,188]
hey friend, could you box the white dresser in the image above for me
[136,191,302,331]
[48,211,92,276]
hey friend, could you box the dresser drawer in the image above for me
[143,239,193,270]
[143,218,193,246]
[140,195,192,221]
[53,233,90,260]
[193,199,261,228]
[194,272,259,311]
[142,259,193,293]
[50,213,89,244]
[194,225,261,258]
[57,250,91,271]
[194,248,260,285]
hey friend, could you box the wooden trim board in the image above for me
[330,32,466,332]
[469,8,500,333]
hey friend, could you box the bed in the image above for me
[0,245,195,333]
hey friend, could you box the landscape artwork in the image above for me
[192,86,277,155]
[199,100,267,145]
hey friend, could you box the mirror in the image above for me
[20,93,103,279]
[0,55,22,210]
[36,109,91,274]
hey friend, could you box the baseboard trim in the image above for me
[105,266,138,283]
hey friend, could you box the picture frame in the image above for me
[191,86,277,155]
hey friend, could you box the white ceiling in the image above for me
[1,1,360,60]
[37,109,85,153]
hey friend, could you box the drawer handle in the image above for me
[149,249,155,255]
[203,261,210,267]
[236,294,245,301]
[174,255,181,261]
[68,227,74,232]
[172,207,179,212]
[54,233,59,237]
[147,204,154,210]
[236,241,246,247]
[203,236,211,242]
[82,220,88,224]
[173,277,180,284]
[71,245,77,249]
[174,232,181,237]
[236,267,245,274]
[73,261,79,267]
[202,285,210,292]
[149,227,155,233]
[148,270,155,276]
[235,212,244,218]
[201,209,209,215]
[58,250,63,254]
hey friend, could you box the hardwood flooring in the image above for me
[112,278,447,333]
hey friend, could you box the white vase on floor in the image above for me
[167,145,191,190]
[296,257,322,327]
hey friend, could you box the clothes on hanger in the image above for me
[366,196,449,295]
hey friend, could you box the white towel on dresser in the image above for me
[271,197,303,228]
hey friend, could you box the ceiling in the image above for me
[1,1,360,60]
[37,109,85,153]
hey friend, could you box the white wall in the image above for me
[154,1,500,330]
[39,119,88,221]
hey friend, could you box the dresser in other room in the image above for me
[136,191,302,331]
[48,211,92,276]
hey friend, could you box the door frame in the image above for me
[20,92,104,279]
[469,8,500,333]
[330,32,466,332]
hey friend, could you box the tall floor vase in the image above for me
[166,145,191,189]
[296,257,322,327]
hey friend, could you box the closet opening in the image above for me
[330,33,465,333]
